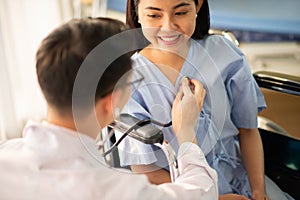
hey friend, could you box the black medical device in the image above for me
[101,113,171,156]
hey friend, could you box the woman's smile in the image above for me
[158,34,182,46]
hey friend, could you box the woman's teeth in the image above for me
[160,35,179,42]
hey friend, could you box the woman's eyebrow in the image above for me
[144,2,191,11]
[144,6,161,11]
[173,2,191,9]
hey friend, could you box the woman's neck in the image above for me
[139,44,190,85]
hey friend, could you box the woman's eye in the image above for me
[175,11,188,16]
[147,14,160,19]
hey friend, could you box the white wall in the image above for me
[0,0,72,139]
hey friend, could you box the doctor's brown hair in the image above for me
[126,0,210,39]
[36,18,132,114]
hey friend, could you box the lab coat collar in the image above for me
[22,120,105,167]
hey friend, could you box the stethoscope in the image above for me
[98,113,171,156]
[97,77,196,180]
[98,76,196,156]
[97,113,179,182]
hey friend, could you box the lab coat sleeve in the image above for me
[137,142,218,200]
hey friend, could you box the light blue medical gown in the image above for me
[120,35,266,196]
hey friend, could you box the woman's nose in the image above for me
[161,16,177,31]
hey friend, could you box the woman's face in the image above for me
[137,0,200,51]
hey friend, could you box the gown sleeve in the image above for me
[118,93,160,167]
[224,39,266,128]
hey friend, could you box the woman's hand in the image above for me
[171,78,205,144]
[251,190,269,200]
[219,194,250,200]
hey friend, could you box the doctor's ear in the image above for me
[95,94,112,117]
[95,89,123,115]
[94,92,120,127]
[196,0,203,13]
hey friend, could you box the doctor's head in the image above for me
[36,17,134,137]
[126,0,210,49]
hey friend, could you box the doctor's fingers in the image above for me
[181,77,194,97]
[175,84,184,102]
[190,79,206,108]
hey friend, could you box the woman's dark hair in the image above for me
[126,0,210,39]
[36,18,132,114]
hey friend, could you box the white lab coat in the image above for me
[0,121,218,200]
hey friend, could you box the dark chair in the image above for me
[254,71,300,200]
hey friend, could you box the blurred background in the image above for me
[0,0,299,140]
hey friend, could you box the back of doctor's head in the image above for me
[36,17,132,114]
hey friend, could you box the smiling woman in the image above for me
[118,0,295,199]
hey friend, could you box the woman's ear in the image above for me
[196,0,203,13]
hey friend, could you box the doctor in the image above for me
[0,17,217,199]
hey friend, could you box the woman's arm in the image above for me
[130,164,171,185]
[238,128,269,200]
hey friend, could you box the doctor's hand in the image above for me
[171,78,206,145]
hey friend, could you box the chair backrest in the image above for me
[209,29,240,46]
[254,71,300,199]
[254,71,300,138]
